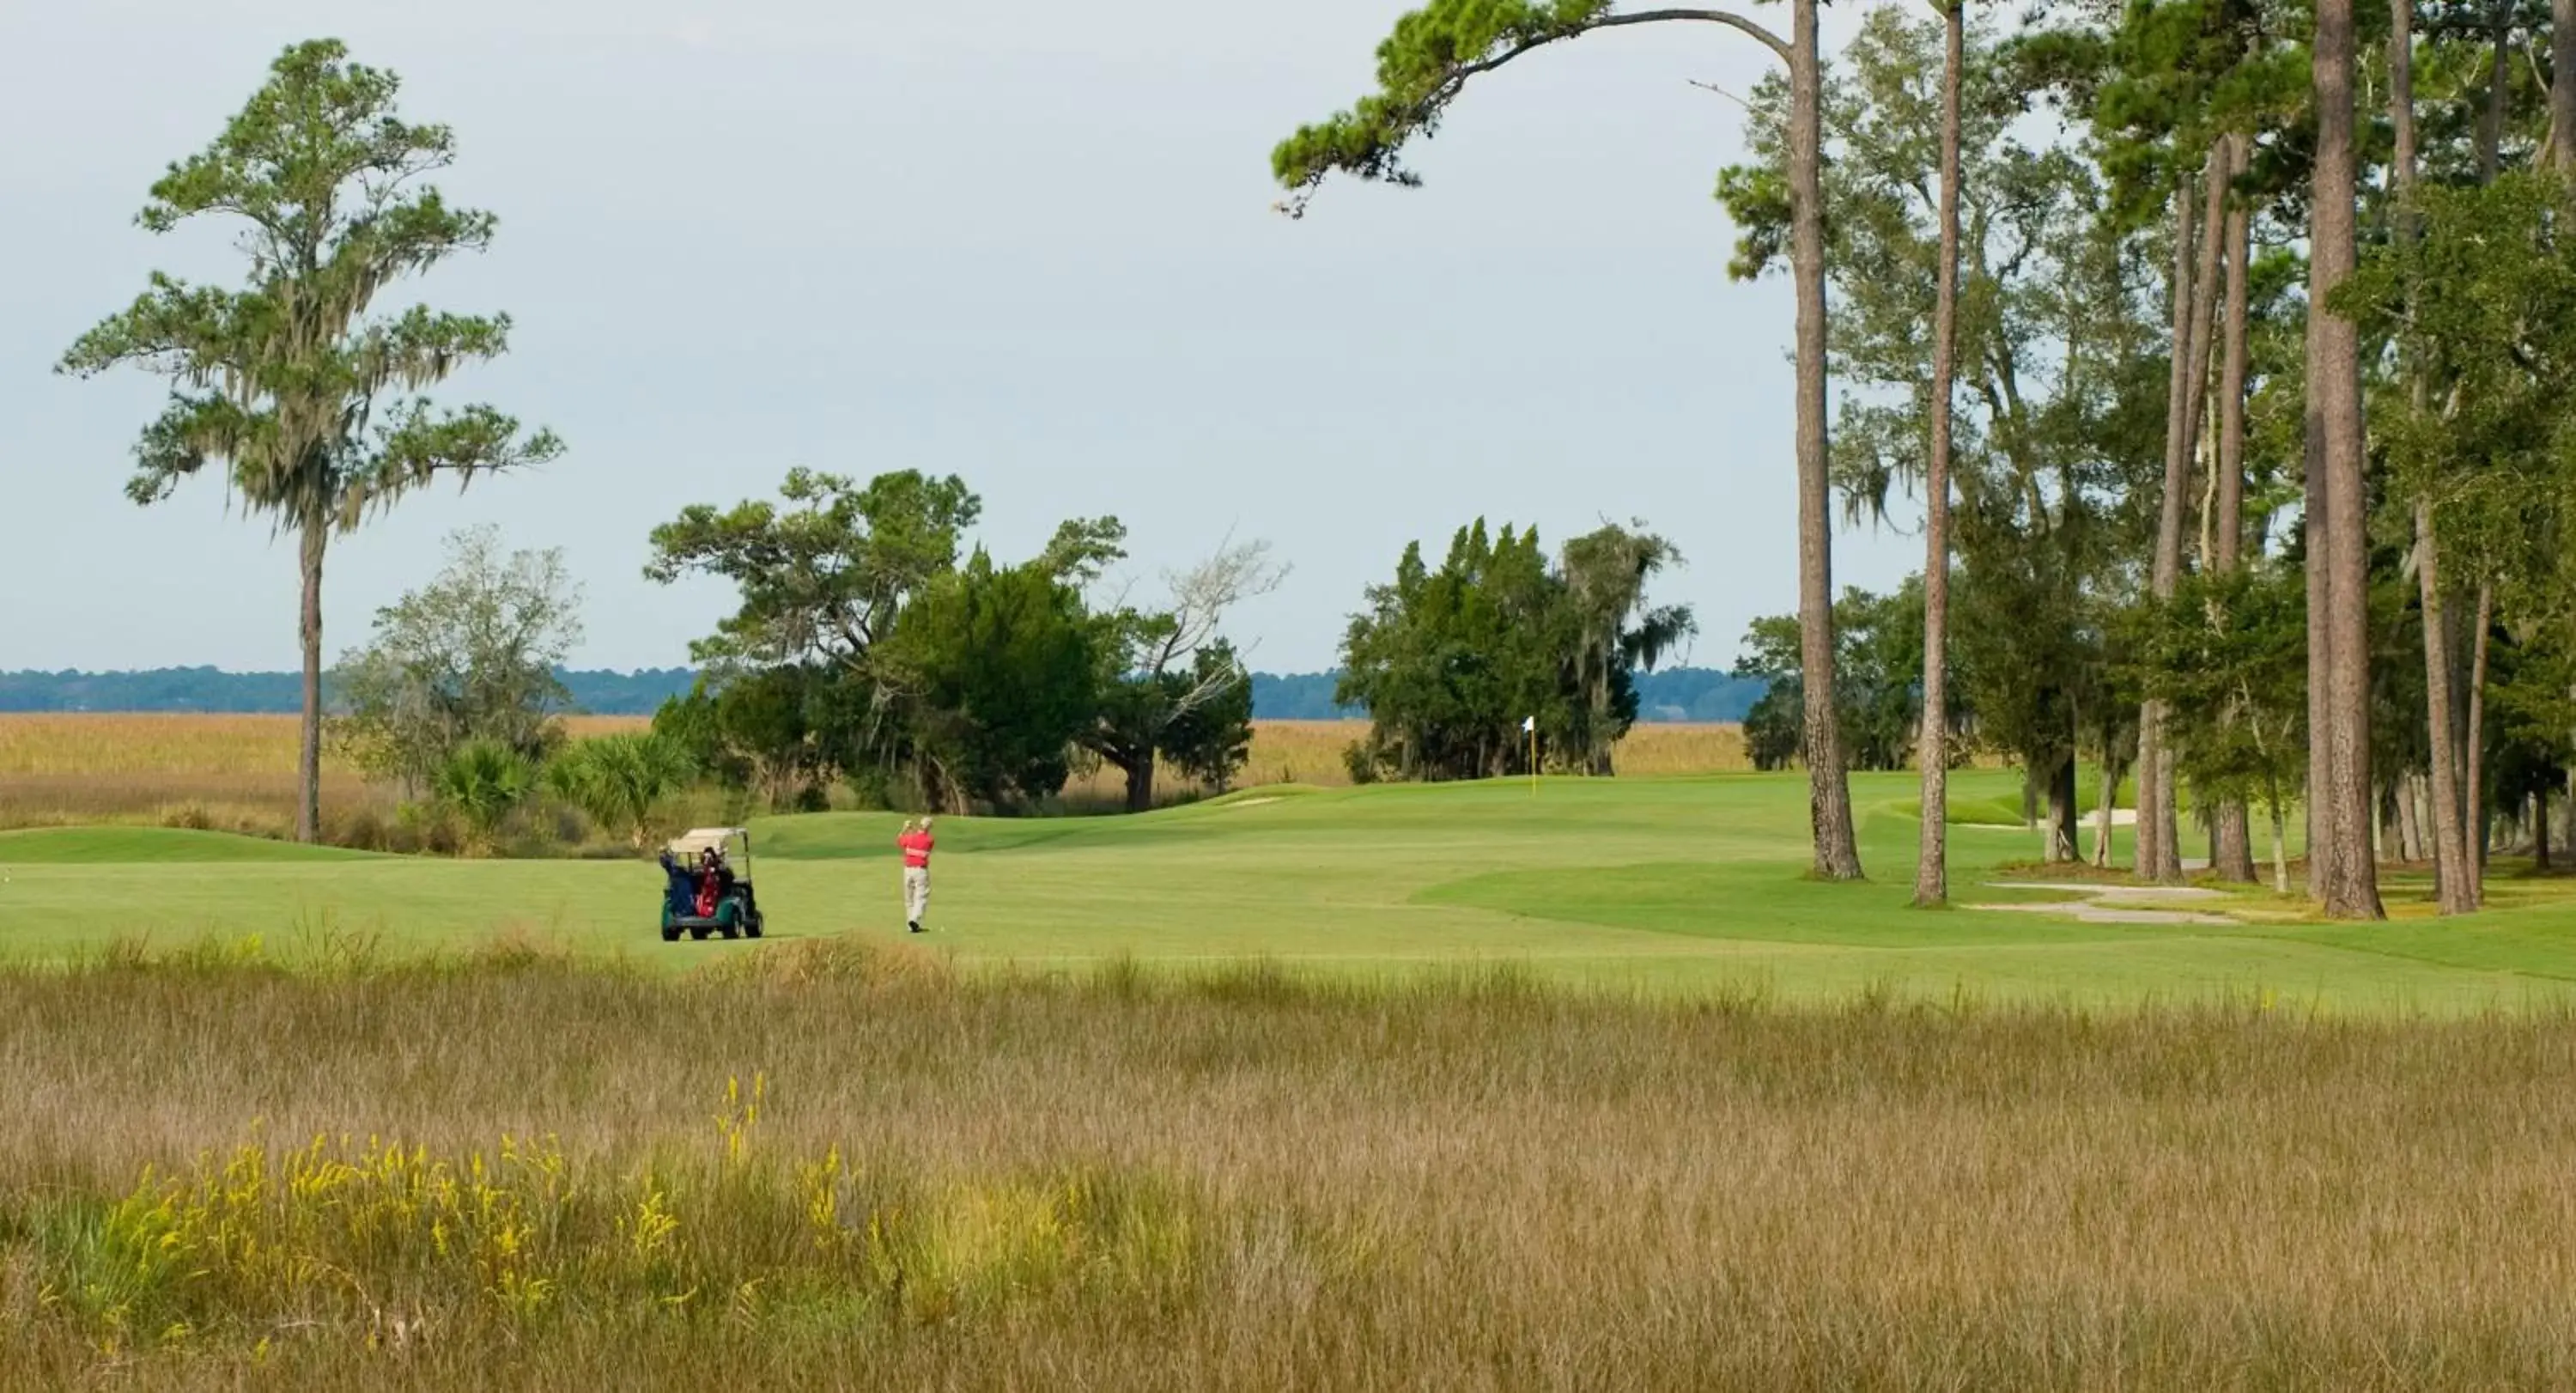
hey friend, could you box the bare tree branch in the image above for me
[1687,78,1754,111]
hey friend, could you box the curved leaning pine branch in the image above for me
[1273,1,1793,216]
[1595,9,1791,55]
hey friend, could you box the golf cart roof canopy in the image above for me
[667,827,750,857]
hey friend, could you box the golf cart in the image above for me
[659,827,765,941]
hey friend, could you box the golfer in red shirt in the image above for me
[896,818,935,933]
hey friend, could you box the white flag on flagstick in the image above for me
[1522,715,1535,733]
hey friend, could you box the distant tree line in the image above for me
[0,667,698,715]
[1246,673,1358,721]
[7,666,1769,723]
[1250,669,1765,724]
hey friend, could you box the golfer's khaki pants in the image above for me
[903,867,930,923]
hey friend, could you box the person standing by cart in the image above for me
[896,818,935,933]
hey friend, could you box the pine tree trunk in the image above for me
[2403,774,2421,862]
[2415,773,2436,862]
[2484,0,2510,182]
[2142,171,2198,883]
[2390,3,2476,913]
[2536,791,2551,870]
[2304,347,2333,898]
[2304,757,2328,897]
[1914,0,1965,909]
[2313,0,2385,918]
[2393,0,2421,211]
[2217,810,2261,879]
[2378,782,2401,862]
[297,518,327,846]
[2135,150,2229,886]
[2416,508,2476,911]
[2270,796,2292,895]
[2211,133,2259,883]
[2468,583,2494,896]
[2555,0,2576,170]
[2149,149,2227,885]
[2095,760,2120,867]
[1789,0,1862,881]
[2392,772,2418,862]
[2179,149,2227,518]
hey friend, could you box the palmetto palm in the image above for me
[434,739,540,857]
[550,734,700,851]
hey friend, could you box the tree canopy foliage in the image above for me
[1733,581,1935,776]
[331,526,582,795]
[58,39,560,842]
[1691,0,2576,900]
[1086,543,1287,811]
[648,471,1264,814]
[1338,520,1693,782]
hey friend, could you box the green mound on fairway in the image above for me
[1419,861,2155,946]
[0,826,378,865]
[1892,793,2030,827]
[748,784,1335,860]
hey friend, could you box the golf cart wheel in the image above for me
[690,924,712,941]
[661,918,681,943]
[744,913,764,940]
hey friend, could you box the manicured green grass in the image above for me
[0,825,379,863]
[1891,792,2029,826]
[3,769,2575,1012]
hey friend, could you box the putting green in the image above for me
[4,769,2575,1013]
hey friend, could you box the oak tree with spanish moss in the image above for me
[58,40,561,843]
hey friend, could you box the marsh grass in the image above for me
[3,937,2575,1388]
[0,715,643,843]
[0,717,1760,835]
[1197,720,1756,790]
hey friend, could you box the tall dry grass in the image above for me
[3,940,2573,1388]
[0,715,650,838]
[0,714,648,777]
[0,715,367,835]
[1,716,1753,830]
[1065,721,1749,806]
[1198,720,1752,788]
[1607,721,1751,776]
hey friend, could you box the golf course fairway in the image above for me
[6,768,2576,1013]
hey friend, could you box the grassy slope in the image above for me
[3,770,2574,1011]
[0,826,378,863]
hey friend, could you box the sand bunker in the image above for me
[1976,882,2237,926]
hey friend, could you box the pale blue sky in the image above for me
[0,0,1917,675]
